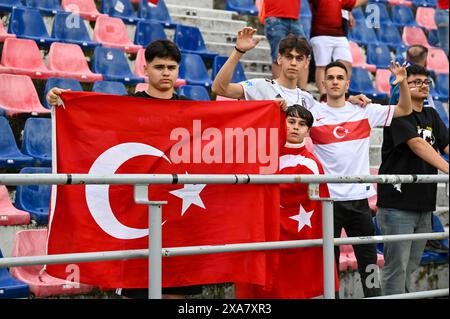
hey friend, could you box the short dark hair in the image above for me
[145,40,181,64]
[279,34,311,58]
[325,61,348,76]
[286,104,314,129]
[406,45,428,65]
[406,64,429,77]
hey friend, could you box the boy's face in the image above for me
[144,57,179,92]
[323,66,349,99]
[277,49,308,81]
[286,115,310,144]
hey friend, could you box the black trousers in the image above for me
[334,199,382,298]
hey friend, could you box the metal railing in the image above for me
[0,173,449,299]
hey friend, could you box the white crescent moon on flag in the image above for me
[85,142,170,239]
[333,126,347,139]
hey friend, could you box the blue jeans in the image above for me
[376,208,432,295]
[435,9,449,56]
[264,17,306,62]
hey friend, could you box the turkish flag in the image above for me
[236,144,339,298]
[46,92,281,289]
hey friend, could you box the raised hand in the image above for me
[235,27,261,53]
[389,61,408,85]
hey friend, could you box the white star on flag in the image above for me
[289,204,314,232]
[169,183,207,216]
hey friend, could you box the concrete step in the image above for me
[167,4,237,20]
[370,127,383,146]
[170,14,247,34]
[245,71,272,80]
[206,41,271,62]
[165,0,214,9]
[240,59,272,74]
[200,31,270,49]
[369,144,382,167]
[437,183,449,207]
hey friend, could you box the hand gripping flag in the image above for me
[46,92,281,289]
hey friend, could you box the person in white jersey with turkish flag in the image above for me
[307,60,412,297]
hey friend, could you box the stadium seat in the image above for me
[372,216,384,254]
[416,7,438,30]
[61,0,106,21]
[43,77,83,109]
[92,46,145,84]
[0,248,30,298]
[0,117,35,169]
[413,0,437,7]
[21,118,52,167]
[434,74,449,101]
[51,12,100,49]
[134,48,186,87]
[135,82,148,93]
[300,0,312,19]
[101,0,141,24]
[349,41,377,72]
[0,185,30,226]
[0,74,50,115]
[134,19,167,47]
[377,23,403,49]
[0,108,5,116]
[428,29,440,47]
[352,7,365,21]
[427,47,449,74]
[215,95,237,101]
[0,20,16,42]
[7,7,57,45]
[391,5,417,27]
[137,0,176,28]
[375,69,392,96]
[348,19,379,46]
[0,0,23,12]
[366,3,392,25]
[92,80,128,95]
[349,68,388,101]
[212,55,247,82]
[0,38,57,79]
[25,0,61,15]
[14,167,51,224]
[93,15,142,53]
[388,0,413,6]
[226,0,258,15]
[10,229,94,297]
[47,42,103,82]
[174,25,218,61]
[433,100,449,127]
[179,53,212,88]
[366,43,392,69]
[402,26,431,48]
[177,85,211,101]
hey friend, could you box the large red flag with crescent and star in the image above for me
[46,91,281,289]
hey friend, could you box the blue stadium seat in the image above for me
[391,5,417,27]
[7,7,57,45]
[137,0,176,28]
[226,0,258,15]
[92,46,145,84]
[349,67,388,101]
[212,55,247,82]
[366,44,392,69]
[0,117,34,169]
[352,7,365,21]
[179,53,212,88]
[134,19,167,47]
[413,0,437,7]
[300,0,312,19]
[434,74,449,101]
[101,0,141,24]
[178,85,211,101]
[43,78,83,109]
[366,3,391,24]
[372,216,384,254]
[51,11,100,49]
[348,19,379,46]
[422,213,448,264]
[0,249,30,299]
[0,108,5,117]
[433,100,449,127]
[377,23,403,49]
[174,25,218,61]
[428,29,440,47]
[15,167,51,225]
[0,0,23,12]
[25,0,61,15]
[92,80,128,95]
[21,117,52,167]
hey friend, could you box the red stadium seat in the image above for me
[375,69,392,97]
[0,22,15,42]
[416,7,438,30]
[47,42,103,82]
[427,47,449,74]
[402,26,431,48]
[61,0,106,21]
[10,229,94,297]
[215,95,237,101]
[135,82,148,93]
[0,185,30,226]
[0,74,50,116]
[349,41,376,73]
[0,38,56,79]
[388,0,413,6]
[93,15,142,53]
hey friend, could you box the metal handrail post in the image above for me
[322,200,335,299]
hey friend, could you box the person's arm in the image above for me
[389,61,412,118]
[354,0,368,8]
[212,27,260,99]
[46,87,69,107]
[406,137,449,174]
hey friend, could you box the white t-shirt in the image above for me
[308,101,395,201]
[240,78,316,108]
